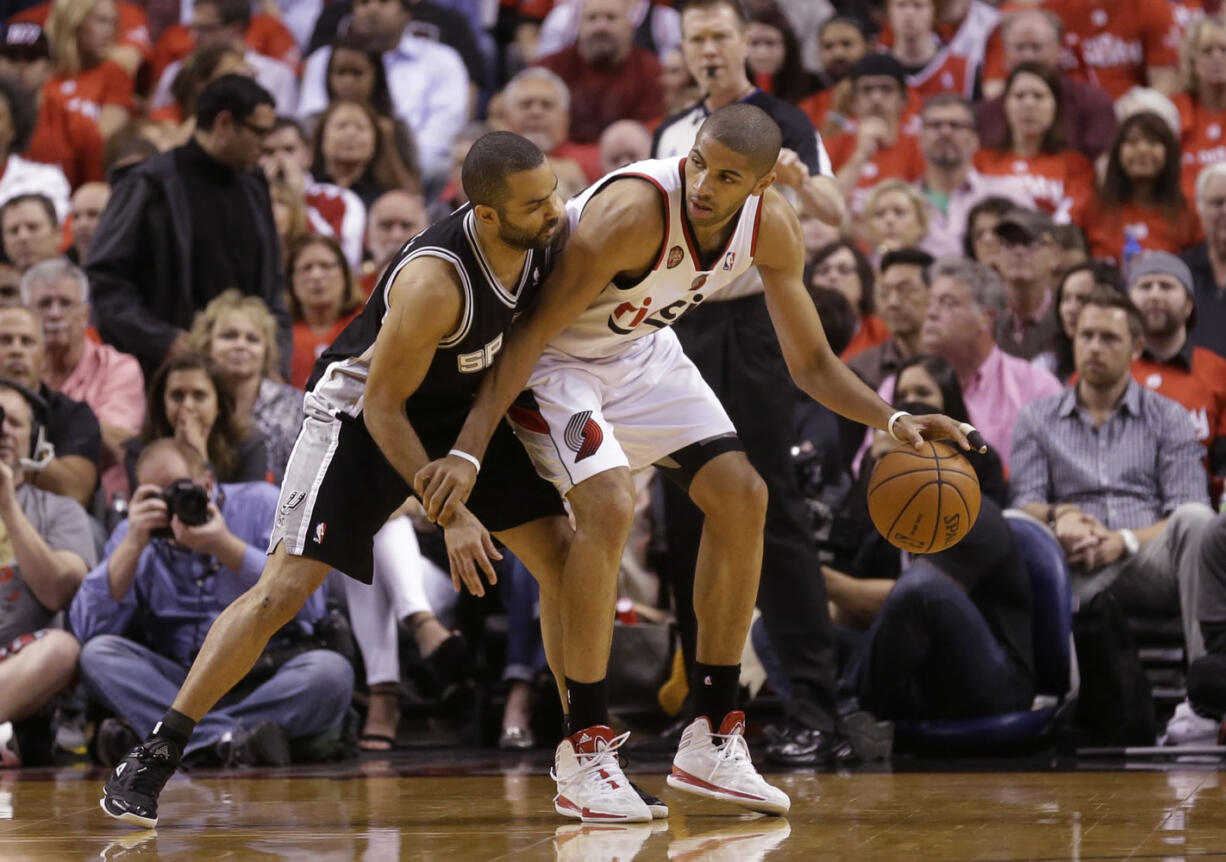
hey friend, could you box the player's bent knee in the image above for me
[569,471,636,534]
[700,460,768,525]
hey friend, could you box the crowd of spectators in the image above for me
[3,0,1226,769]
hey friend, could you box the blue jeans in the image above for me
[79,634,354,758]
[501,554,546,684]
[841,565,1033,720]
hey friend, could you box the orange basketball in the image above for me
[867,441,981,554]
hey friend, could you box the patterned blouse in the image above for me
[252,378,304,483]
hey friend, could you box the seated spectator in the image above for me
[534,0,663,145]
[1,194,60,273]
[1126,252,1226,485]
[0,265,20,305]
[860,178,928,261]
[978,9,1117,159]
[993,208,1061,360]
[11,0,150,79]
[598,119,651,174]
[530,0,680,63]
[0,305,100,506]
[123,353,268,493]
[798,16,869,138]
[962,195,1015,274]
[269,181,308,258]
[150,3,297,82]
[1179,513,1226,742]
[877,258,1062,471]
[1184,163,1226,360]
[288,234,361,389]
[1051,222,1088,283]
[973,62,1094,222]
[151,0,297,116]
[1056,0,1180,101]
[809,240,888,361]
[260,116,367,268]
[0,70,68,220]
[917,93,1034,260]
[826,54,924,213]
[364,190,427,291]
[745,4,813,104]
[66,181,108,265]
[310,100,396,211]
[150,42,252,144]
[71,438,352,767]
[1175,16,1226,203]
[1012,288,1215,659]
[424,122,484,224]
[502,67,597,189]
[1077,112,1202,262]
[886,0,972,101]
[656,46,698,122]
[795,285,860,488]
[87,75,292,379]
[0,380,95,767]
[188,290,302,483]
[45,0,133,139]
[316,33,420,191]
[0,26,102,191]
[1032,261,1118,385]
[297,0,468,182]
[23,258,142,502]
[848,248,934,391]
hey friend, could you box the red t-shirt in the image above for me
[973,148,1094,220]
[1173,92,1226,203]
[291,313,358,390]
[1056,0,1181,100]
[535,45,664,144]
[24,87,104,188]
[151,15,299,82]
[1075,197,1203,261]
[48,59,134,126]
[907,50,972,101]
[12,1,151,63]
[826,126,925,212]
[1132,347,1226,451]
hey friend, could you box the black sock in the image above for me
[565,678,609,732]
[692,662,740,727]
[150,708,195,753]
[561,713,572,738]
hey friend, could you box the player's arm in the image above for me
[753,190,975,451]
[364,257,501,595]
[414,180,663,522]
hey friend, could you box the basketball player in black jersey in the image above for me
[99,132,649,828]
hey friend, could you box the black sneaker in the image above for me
[630,781,669,819]
[100,738,182,828]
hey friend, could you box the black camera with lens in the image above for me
[150,478,211,539]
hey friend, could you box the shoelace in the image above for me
[551,731,632,791]
[124,745,176,800]
[710,729,754,771]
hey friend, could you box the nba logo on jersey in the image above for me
[667,246,684,268]
[313,522,327,544]
[721,252,736,271]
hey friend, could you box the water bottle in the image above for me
[105,493,128,533]
[1122,228,1142,273]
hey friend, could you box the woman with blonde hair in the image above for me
[46,0,132,138]
[189,290,302,483]
[270,183,310,263]
[861,178,929,260]
[1175,15,1226,201]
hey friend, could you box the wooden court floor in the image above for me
[3,759,1226,860]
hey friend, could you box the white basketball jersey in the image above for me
[548,157,764,359]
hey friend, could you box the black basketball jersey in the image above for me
[308,204,555,417]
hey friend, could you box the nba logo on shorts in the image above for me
[666,245,684,268]
[313,522,327,544]
[564,411,603,462]
[721,251,736,271]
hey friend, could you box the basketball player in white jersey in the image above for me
[417,104,975,820]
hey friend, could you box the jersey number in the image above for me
[457,333,503,373]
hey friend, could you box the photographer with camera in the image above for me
[70,438,353,769]
[0,380,96,767]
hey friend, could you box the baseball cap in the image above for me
[848,53,907,85]
[993,208,1056,244]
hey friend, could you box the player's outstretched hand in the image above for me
[414,455,478,524]
[441,505,502,597]
[891,413,988,454]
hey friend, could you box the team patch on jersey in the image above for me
[564,411,603,461]
[667,246,684,268]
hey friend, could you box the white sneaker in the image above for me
[552,726,652,823]
[554,823,654,861]
[667,711,790,815]
[1162,701,1221,746]
[668,818,792,861]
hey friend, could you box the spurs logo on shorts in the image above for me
[564,411,603,461]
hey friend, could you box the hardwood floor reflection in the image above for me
[2,765,1225,859]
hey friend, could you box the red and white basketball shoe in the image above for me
[667,711,790,815]
[552,726,652,823]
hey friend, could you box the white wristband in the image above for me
[887,410,911,442]
[448,449,481,472]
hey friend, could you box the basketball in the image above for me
[867,441,981,554]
